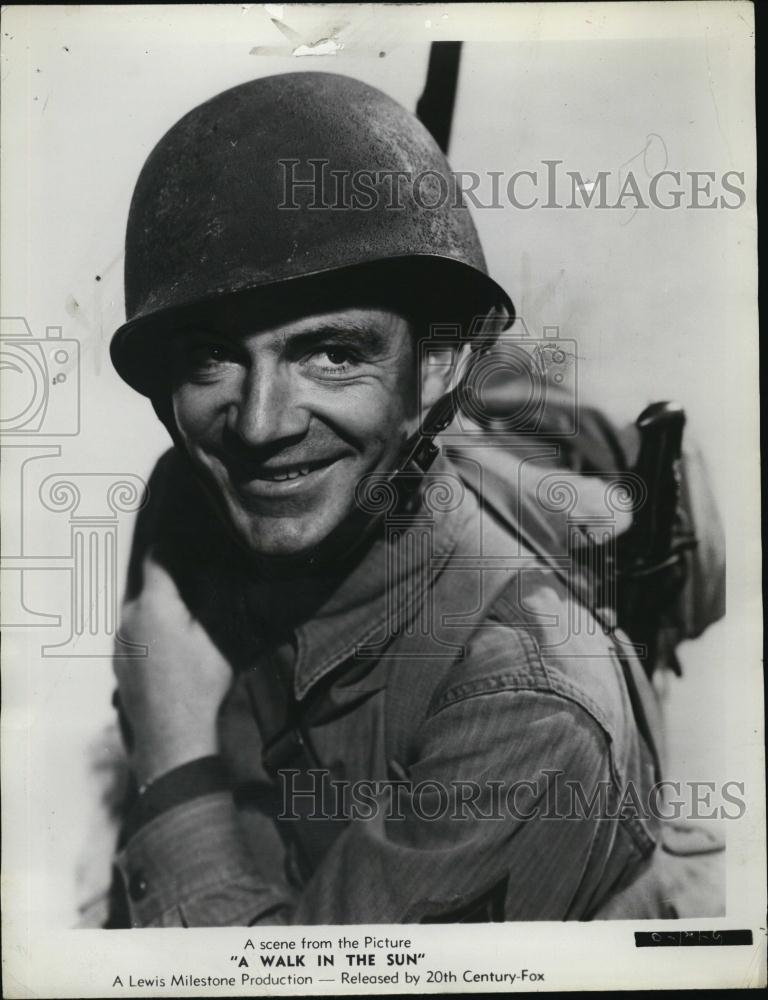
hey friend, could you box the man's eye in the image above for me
[187,342,235,367]
[307,346,358,374]
[323,348,351,366]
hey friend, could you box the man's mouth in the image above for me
[245,457,337,482]
[223,454,344,505]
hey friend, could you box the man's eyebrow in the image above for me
[285,323,390,354]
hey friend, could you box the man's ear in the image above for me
[419,345,470,415]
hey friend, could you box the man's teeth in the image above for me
[266,466,311,481]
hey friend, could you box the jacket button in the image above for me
[128,872,149,901]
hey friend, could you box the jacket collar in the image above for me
[290,456,474,700]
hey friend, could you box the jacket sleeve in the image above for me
[114,680,650,926]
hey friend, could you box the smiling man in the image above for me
[107,72,672,927]
[167,296,424,559]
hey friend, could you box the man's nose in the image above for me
[227,365,309,447]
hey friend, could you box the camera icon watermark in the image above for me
[0,317,80,436]
[420,319,578,437]
[1,316,148,656]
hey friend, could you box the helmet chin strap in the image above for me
[389,372,484,512]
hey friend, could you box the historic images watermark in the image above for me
[279,160,746,212]
[278,769,746,824]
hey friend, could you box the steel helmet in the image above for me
[110,71,514,395]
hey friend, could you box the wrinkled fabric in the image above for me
[112,447,669,927]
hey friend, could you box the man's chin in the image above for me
[226,512,349,564]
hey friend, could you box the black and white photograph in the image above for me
[1,2,763,995]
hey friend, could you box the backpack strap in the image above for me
[383,505,522,771]
[384,625,469,772]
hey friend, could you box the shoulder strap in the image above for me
[383,644,454,773]
[383,505,518,770]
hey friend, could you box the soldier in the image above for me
[108,71,677,927]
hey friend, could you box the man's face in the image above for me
[169,298,434,559]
